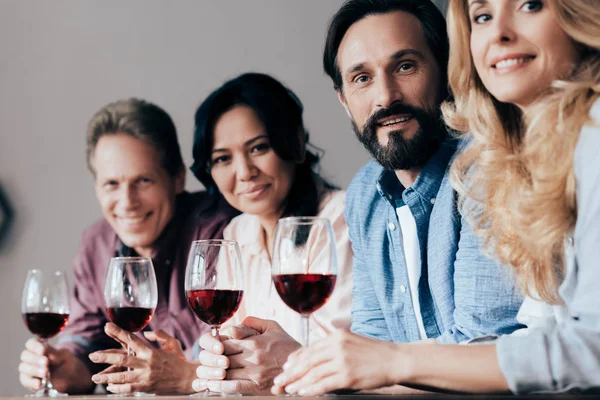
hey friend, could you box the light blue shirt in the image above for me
[346,137,524,343]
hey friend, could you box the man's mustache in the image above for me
[363,102,428,133]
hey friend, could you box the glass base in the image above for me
[108,393,154,397]
[190,390,240,397]
[27,388,68,397]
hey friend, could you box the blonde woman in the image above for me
[273,0,600,395]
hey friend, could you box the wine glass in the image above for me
[21,270,70,397]
[271,217,337,346]
[104,257,157,397]
[185,239,244,397]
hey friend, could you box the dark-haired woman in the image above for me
[190,73,352,395]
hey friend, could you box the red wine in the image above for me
[273,274,336,315]
[186,289,243,326]
[23,312,69,339]
[107,307,154,332]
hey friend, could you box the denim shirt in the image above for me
[346,137,524,343]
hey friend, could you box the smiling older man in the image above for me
[17,98,237,395]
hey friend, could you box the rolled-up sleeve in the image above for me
[496,104,600,393]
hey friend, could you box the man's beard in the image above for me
[352,102,446,171]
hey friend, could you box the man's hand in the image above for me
[18,338,94,394]
[271,330,403,396]
[88,323,197,395]
[193,317,301,395]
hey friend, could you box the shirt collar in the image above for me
[235,214,268,258]
[376,136,458,204]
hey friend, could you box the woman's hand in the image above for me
[193,317,301,395]
[272,330,404,396]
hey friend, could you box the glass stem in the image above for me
[301,315,310,347]
[41,339,51,394]
[211,326,220,338]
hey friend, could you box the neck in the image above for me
[258,212,283,259]
[395,167,422,189]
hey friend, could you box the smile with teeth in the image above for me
[117,214,150,226]
[378,116,412,127]
[493,56,534,69]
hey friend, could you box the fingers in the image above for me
[106,383,145,394]
[96,364,125,375]
[18,359,47,380]
[104,323,148,355]
[24,338,46,355]
[143,330,183,353]
[19,373,41,392]
[273,346,331,390]
[91,369,139,386]
[198,333,225,355]
[294,374,342,397]
[280,361,337,396]
[240,316,283,334]
[89,349,144,369]
[192,378,207,393]
[198,350,229,368]
[206,379,258,394]
[195,365,226,381]
[20,349,48,370]
[223,324,260,340]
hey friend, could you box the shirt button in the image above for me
[430,198,436,204]
[388,222,396,231]
[399,285,407,293]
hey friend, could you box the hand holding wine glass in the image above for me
[21,270,70,397]
[271,217,338,346]
[103,256,157,396]
[185,239,244,397]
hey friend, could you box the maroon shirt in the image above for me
[56,191,238,376]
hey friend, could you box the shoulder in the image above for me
[185,191,239,225]
[347,160,384,193]
[75,218,116,273]
[346,160,384,215]
[318,189,347,223]
[80,218,115,248]
[575,99,600,170]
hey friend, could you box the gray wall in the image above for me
[0,0,446,394]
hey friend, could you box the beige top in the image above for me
[223,189,352,344]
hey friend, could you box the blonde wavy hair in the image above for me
[443,0,600,303]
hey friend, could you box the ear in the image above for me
[174,166,186,194]
[337,90,352,119]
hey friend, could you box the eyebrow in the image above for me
[212,135,269,154]
[468,0,488,8]
[344,49,425,79]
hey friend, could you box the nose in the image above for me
[375,72,403,110]
[235,155,258,182]
[119,185,140,210]
[490,10,517,45]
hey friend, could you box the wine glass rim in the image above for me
[26,269,66,275]
[277,216,330,224]
[191,239,239,246]
[110,256,152,261]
